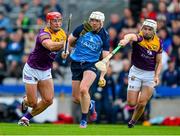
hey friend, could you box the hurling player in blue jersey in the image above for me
[119,19,162,128]
[63,11,109,128]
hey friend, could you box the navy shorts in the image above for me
[70,60,98,81]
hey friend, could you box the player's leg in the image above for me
[72,79,97,122]
[79,70,96,128]
[30,78,54,116]
[127,90,140,128]
[86,78,98,122]
[127,75,142,128]
[72,80,81,103]
[71,61,81,104]
[18,83,38,126]
[127,67,155,128]
[130,86,153,124]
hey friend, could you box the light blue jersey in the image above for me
[70,24,109,62]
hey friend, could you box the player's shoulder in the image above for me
[137,32,144,42]
[98,28,109,38]
[37,27,51,40]
[76,24,84,31]
[153,34,162,46]
[42,27,51,34]
[72,24,84,35]
[156,35,163,52]
[38,27,51,36]
[100,28,109,35]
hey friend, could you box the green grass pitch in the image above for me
[0,123,180,135]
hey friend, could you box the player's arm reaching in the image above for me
[41,34,65,51]
[119,33,138,46]
[61,24,84,59]
[68,34,77,48]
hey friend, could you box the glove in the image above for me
[61,50,69,59]
[98,78,106,87]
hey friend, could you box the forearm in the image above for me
[43,40,64,51]
[51,42,64,51]
[124,34,133,42]
[124,34,137,42]
[68,34,77,48]
[119,33,137,46]
[155,61,162,78]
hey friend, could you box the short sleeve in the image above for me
[137,34,143,42]
[38,31,51,43]
[72,24,84,38]
[101,29,110,51]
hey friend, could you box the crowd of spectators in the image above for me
[0,0,179,86]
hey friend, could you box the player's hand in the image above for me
[61,50,69,59]
[118,39,128,46]
[154,76,160,86]
[98,77,106,87]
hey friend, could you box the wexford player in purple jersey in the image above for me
[18,12,66,126]
[119,19,162,128]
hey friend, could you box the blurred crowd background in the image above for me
[0,0,180,125]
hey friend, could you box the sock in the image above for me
[81,113,87,121]
[129,119,136,124]
[89,100,95,114]
[24,112,33,120]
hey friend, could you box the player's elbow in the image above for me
[49,45,63,52]
[49,46,57,52]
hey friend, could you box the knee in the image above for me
[42,98,53,106]
[127,100,136,107]
[80,86,89,95]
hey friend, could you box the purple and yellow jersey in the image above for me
[131,31,163,71]
[27,27,66,70]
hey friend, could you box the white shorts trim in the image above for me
[22,63,52,84]
[128,65,155,91]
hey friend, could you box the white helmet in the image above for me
[89,11,105,22]
[142,19,157,32]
